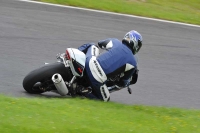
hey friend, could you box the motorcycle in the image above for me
[23,48,136,98]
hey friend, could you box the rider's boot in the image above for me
[76,86,92,96]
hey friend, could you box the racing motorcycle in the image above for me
[23,48,137,98]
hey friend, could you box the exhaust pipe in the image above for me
[52,73,69,96]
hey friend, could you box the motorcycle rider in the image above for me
[77,30,143,101]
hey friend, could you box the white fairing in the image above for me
[67,48,86,77]
[52,73,69,96]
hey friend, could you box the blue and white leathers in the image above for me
[79,44,110,101]
[78,38,138,101]
[97,38,137,81]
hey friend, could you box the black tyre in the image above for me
[23,62,72,94]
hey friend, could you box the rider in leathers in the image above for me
[78,30,143,101]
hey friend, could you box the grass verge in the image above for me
[39,0,200,25]
[0,95,200,133]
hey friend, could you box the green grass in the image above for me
[39,0,200,25]
[0,95,200,133]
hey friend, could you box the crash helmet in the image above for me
[122,30,143,54]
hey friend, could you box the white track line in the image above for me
[18,0,200,28]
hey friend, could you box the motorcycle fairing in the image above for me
[66,48,86,77]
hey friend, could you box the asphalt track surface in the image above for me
[0,0,200,109]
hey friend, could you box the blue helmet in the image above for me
[122,30,143,55]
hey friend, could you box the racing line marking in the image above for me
[18,0,200,28]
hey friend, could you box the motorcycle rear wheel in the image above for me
[23,62,72,94]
